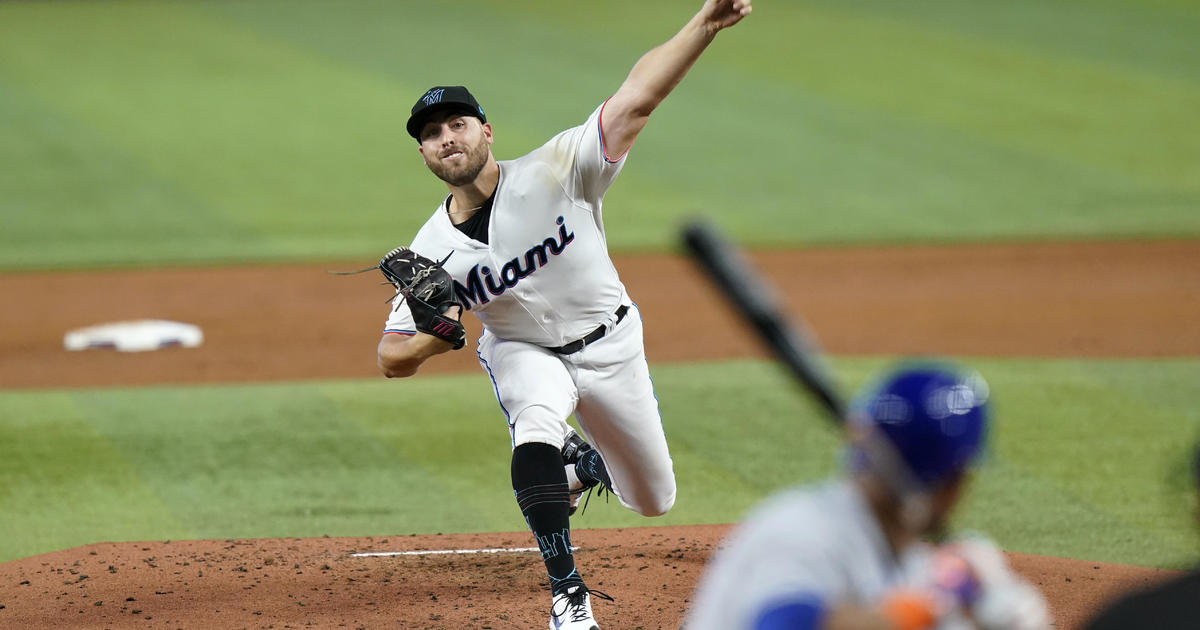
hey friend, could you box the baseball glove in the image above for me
[379,247,466,350]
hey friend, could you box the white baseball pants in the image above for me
[475,304,676,517]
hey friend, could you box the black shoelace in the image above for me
[554,586,615,621]
[575,482,611,516]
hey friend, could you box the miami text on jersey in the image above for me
[454,216,575,308]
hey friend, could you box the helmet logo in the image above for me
[927,384,978,420]
[872,394,912,425]
[926,375,989,436]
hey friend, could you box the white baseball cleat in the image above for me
[549,585,612,630]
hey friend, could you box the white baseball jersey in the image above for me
[383,101,676,517]
[686,479,962,630]
[384,103,628,347]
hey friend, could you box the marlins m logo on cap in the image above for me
[407,85,487,140]
[421,88,446,106]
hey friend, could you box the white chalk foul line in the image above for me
[351,546,577,558]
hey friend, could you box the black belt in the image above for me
[547,305,630,355]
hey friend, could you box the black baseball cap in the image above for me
[406,85,487,140]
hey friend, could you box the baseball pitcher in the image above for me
[374,2,753,628]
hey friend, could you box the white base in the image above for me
[63,319,204,352]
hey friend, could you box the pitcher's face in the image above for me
[418,114,493,186]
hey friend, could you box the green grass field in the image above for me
[1,0,1198,571]
[2,358,1198,568]
[1,0,1198,269]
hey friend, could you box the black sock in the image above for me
[512,442,582,595]
[575,448,612,490]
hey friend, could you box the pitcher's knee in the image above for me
[641,494,675,517]
[629,485,675,517]
[510,406,569,450]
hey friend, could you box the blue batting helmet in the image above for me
[849,361,990,488]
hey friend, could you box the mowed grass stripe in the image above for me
[2,358,1198,567]
[0,79,242,267]
[612,71,1180,247]
[216,0,1200,238]
[0,1,430,264]
[799,0,1200,82]
[0,394,189,563]
[208,0,1200,247]
[726,3,1200,189]
[74,384,504,539]
[2,0,1199,270]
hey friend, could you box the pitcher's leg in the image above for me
[477,334,591,597]
[478,333,577,449]
[573,311,676,517]
[512,442,583,595]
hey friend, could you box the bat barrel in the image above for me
[681,218,847,424]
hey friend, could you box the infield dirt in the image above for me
[1,239,1197,628]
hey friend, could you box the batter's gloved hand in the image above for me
[932,537,1051,630]
[379,247,466,350]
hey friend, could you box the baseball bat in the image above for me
[681,219,847,424]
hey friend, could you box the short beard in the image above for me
[427,141,489,187]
